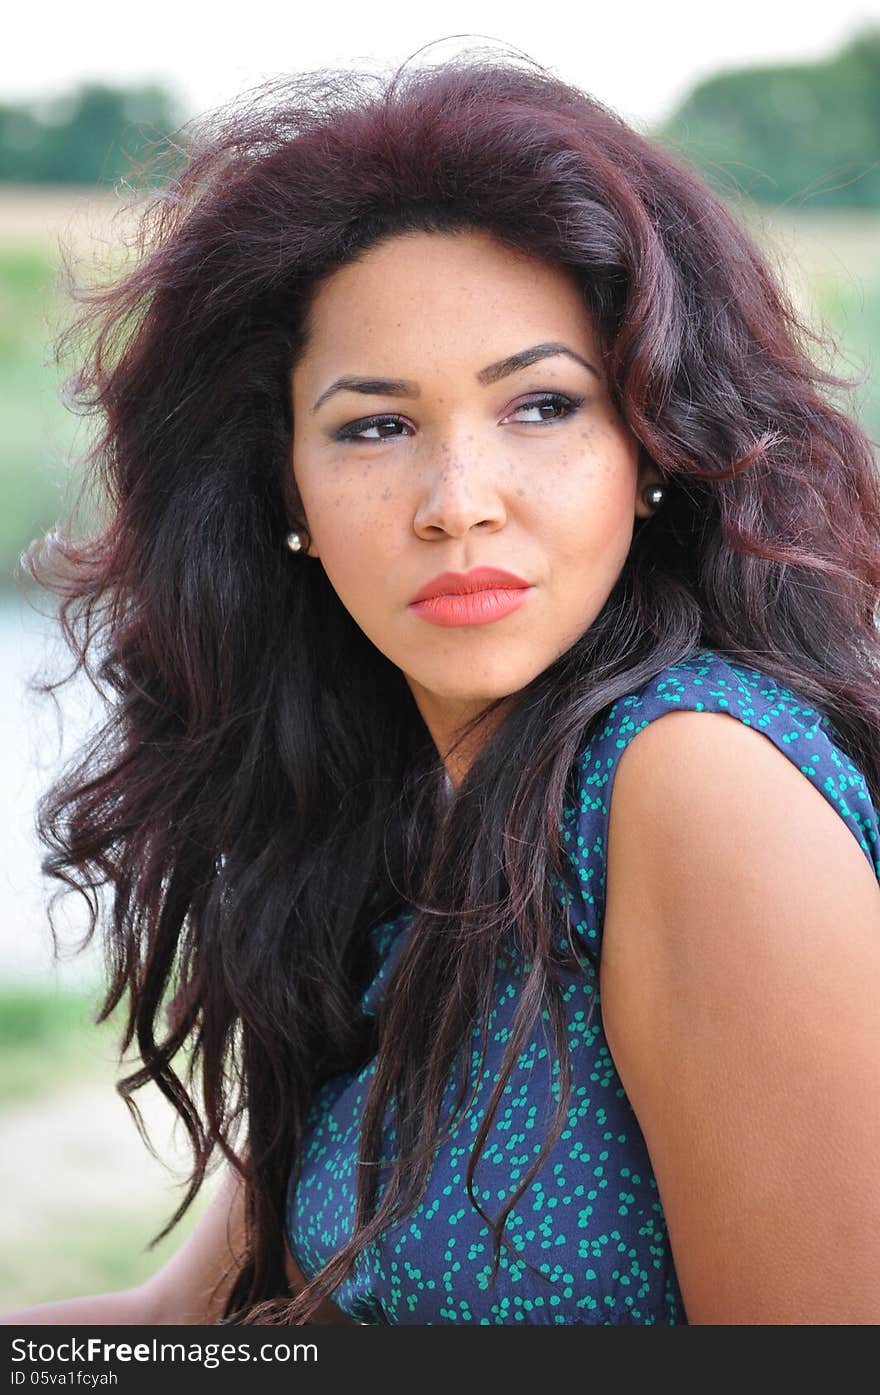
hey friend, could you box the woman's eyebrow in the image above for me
[477,342,599,386]
[310,342,599,413]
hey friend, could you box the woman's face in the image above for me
[290,228,661,777]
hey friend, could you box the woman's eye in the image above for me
[505,393,583,424]
[334,415,411,442]
[333,393,583,442]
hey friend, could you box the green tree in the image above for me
[657,28,880,208]
[0,81,184,186]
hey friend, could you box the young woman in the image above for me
[7,50,880,1326]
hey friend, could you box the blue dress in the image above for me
[286,647,880,1324]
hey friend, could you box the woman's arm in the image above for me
[3,1166,354,1325]
[600,710,880,1324]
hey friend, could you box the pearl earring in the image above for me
[285,531,303,552]
[643,485,666,509]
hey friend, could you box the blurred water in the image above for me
[0,590,105,986]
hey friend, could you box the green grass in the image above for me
[741,206,880,442]
[0,981,201,1104]
[0,984,211,1313]
[812,273,880,443]
[0,983,115,1102]
[0,246,86,588]
[0,1201,207,1311]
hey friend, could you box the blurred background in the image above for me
[2,0,879,1313]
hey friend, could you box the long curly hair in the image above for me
[22,47,880,1324]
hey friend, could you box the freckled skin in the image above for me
[289,229,662,784]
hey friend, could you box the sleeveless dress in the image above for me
[285,646,880,1324]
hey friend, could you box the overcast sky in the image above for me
[5,0,880,129]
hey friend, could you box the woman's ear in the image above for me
[634,450,667,521]
[284,459,320,559]
[289,517,320,559]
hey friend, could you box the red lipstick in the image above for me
[408,566,533,628]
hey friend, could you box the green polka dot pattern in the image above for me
[286,647,880,1323]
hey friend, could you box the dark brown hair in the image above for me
[23,47,880,1323]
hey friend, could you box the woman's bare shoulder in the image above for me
[598,708,880,1324]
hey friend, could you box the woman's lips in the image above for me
[409,586,533,627]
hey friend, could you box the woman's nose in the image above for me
[411,441,508,540]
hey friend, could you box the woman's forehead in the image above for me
[293,229,596,378]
